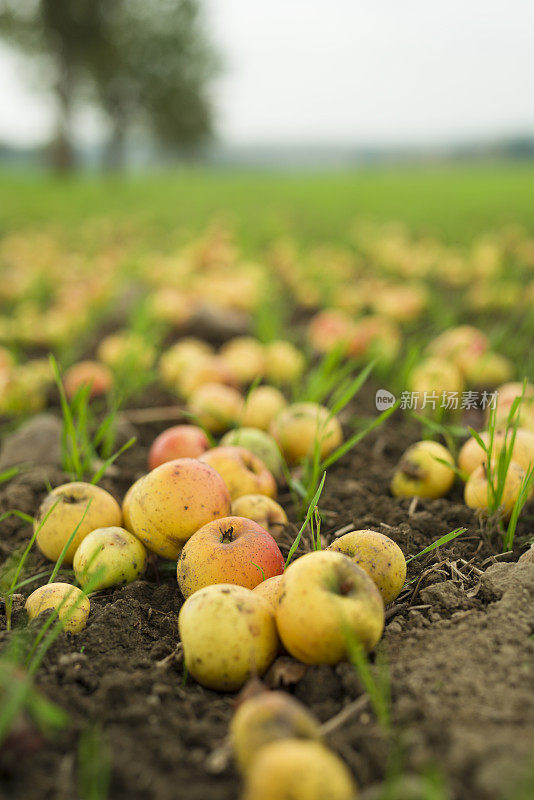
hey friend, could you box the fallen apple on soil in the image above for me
[231,494,288,540]
[241,385,287,431]
[251,574,284,613]
[276,550,384,665]
[25,583,90,634]
[230,691,323,773]
[178,583,278,691]
[126,458,231,559]
[263,340,305,384]
[220,427,284,481]
[35,482,122,565]
[391,440,455,499]
[328,529,406,604]
[199,446,277,500]
[270,402,343,465]
[464,460,525,520]
[458,428,534,476]
[187,382,244,433]
[241,739,357,800]
[148,424,210,470]
[73,526,147,591]
[158,338,214,388]
[219,336,266,384]
[176,515,284,598]
[63,360,113,399]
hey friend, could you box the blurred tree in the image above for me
[0,0,218,171]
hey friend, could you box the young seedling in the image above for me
[77,725,112,800]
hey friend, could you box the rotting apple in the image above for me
[269,402,343,465]
[219,336,266,384]
[391,440,455,499]
[464,460,526,520]
[63,360,113,400]
[127,458,231,559]
[35,482,122,565]
[25,583,90,634]
[328,529,406,605]
[220,428,284,481]
[200,446,277,500]
[276,550,384,665]
[177,515,284,598]
[178,583,279,691]
[231,495,288,540]
[73,526,147,591]
[230,691,323,774]
[148,424,210,470]
[241,739,357,800]
[241,385,287,431]
[187,382,244,434]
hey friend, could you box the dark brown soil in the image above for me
[1,388,533,800]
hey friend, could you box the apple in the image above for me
[158,338,213,388]
[187,383,244,434]
[391,440,455,499]
[372,284,427,323]
[251,574,284,613]
[97,331,156,371]
[458,429,534,476]
[177,515,285,598]
[307,310,354,354]
[464,460,526,520]
[63,360,114,400]
[276,550,384,664]
[25,583,90,634]
[122,476,143,533]
[148,424,209,470]
[426,325,488,375]
[73,526,147,591]
[35,482,122,565]
[200,446,277,500]
[349,316,401,362]
[230,691,323,774]
[241,739,357,800]
[231,495,288,540]
[127,458,231,559]
[0,345,14,375]
[241,385,287,431]
[219,336,266,384]
[491,382,534,432]
[264,341,305,384]
[178,583,278,691]
[409,357,464,399]
[220,427,284,481]
[178,356,237,399]
[148,287,196,327]
[328,530,406,604]
[463,352,513,388]
[270,403,343,465]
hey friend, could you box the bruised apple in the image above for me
[178,584,278,691]
[127,458,231,559]
[177,515,285,598]
[200,446,277,500]
[148,424,209,470]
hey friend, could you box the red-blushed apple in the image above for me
[200,446,276,500]
[148,424,210,470]
[307,310,354,354]
[178,583,279,691]
[127,458,231,559]
[63,360,113,399]
[176,515,285,598]
[276,550,384,664]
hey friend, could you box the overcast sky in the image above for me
[1,0,534,148]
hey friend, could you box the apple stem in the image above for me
[220,526,234,543]
[339,579,354,596]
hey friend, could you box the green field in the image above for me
[1,162,534,245]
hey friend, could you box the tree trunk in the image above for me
[49,51,76,173]
[104,112,126,172]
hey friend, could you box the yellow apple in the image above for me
[391,441,454,499]
[328,530,406,604]
[25,583,90,634]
